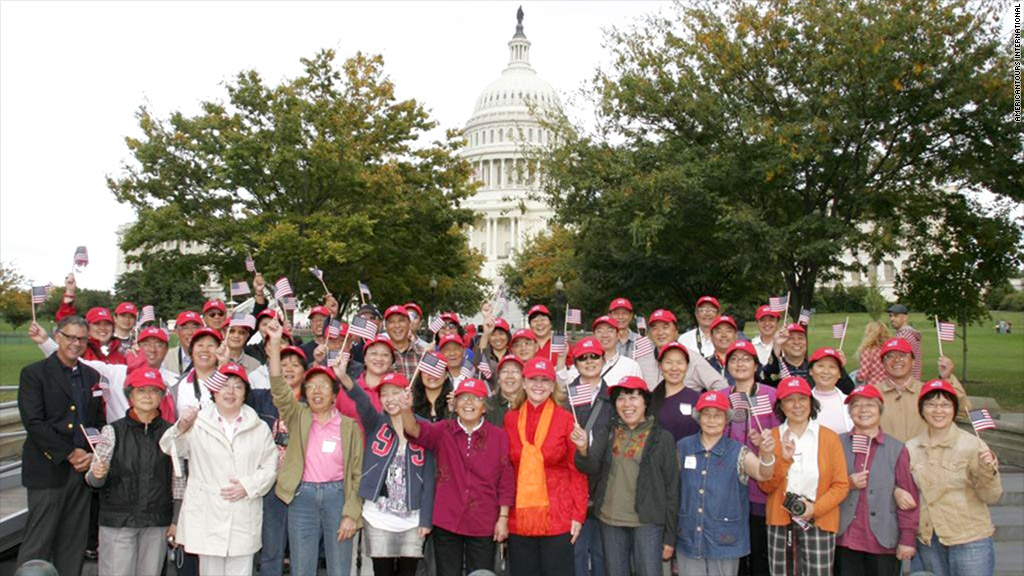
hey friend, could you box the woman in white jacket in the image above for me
[160,362,278,576]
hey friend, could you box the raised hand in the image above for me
[324,294,340,317]
[253,273,266,294]
[215,341,230,366]
[177,405,200,433]
[773,327,789,355]
[759,430,775,455]
[64,273,76,298]
[313,344,328,364]
[28,322,48,344]
[938,356,956,380]
[569,423,588,453]
[781,430,796,462]
[265,320,283,343]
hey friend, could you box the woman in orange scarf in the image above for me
[504,356,588,576]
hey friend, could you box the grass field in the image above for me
[1,312,1022,408]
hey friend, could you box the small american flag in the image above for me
[348,316,378,340]
[460,359,476,380]
[205,371,228,393]
[798,308,813,326]
[729,392,750,411]
[72,246,89,267]
[567,382,599,407]
[358,281,372,301]
[81,426,104,451]
[30,285,52,304]
[230,280,251,297]
[779,362,792,378]
[566,308,582,325]
[245,254,256,273]
[418,354,447,379]
[749,394,773,417]
[633,336,654,359]
[309,267,324,281]
[938,322,956,342]
[970,409,997,432]
[135,305,156,327]
[324,319,343,340]
[281,296,298,311]
[428,316,445,334]
[636,316,647,331]
[769,295,789,313]
[832,321,847,340]
[477,357,493,378]
[550,335,566,354]
[851,433,871,455]
[274,277,293,300]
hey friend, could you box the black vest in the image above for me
[98,413,174,528]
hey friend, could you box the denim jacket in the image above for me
[677,434,749,559]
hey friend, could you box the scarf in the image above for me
[515,399,554,534]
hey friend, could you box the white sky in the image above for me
[0,0,669,290]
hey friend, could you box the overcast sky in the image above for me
[0,1,668,291]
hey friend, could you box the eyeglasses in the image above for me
[57,331,89,344]
[922,401,954,410]
[206,311,225,318]
[304,382,334,392]
[577,354,602,362]
[444,322,460,329]
[728,355,755,365]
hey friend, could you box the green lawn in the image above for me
[748,311,1024,410]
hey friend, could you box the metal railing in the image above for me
[0,385,27,552]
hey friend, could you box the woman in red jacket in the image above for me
[504,356,588,576]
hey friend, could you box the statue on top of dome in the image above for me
[517,6,524,25]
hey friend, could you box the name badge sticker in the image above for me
[684,455,697,469]
[679,403,693,416]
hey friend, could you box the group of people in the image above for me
[15,272,1004,576]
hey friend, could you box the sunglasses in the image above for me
[577,354,602,362]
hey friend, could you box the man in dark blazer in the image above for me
[17,315,105,575]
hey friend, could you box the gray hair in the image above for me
[56,315,89,332]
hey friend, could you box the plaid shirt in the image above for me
[896,326,923,380]
[857,347,887,388]
[392,338,426,381]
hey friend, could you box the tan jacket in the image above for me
[269,375,364,525]
[878,376,970,443]
[907,426,1002,546]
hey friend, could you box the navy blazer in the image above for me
[18,354,105,488]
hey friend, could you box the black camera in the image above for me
[783,492,806,516]
[275,431,290,447]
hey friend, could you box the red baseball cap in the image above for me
[710,315,737,332]
[189,327,223,351]
[85,307,113,325]
[784,322,807,334]
[592,315,619,330]
[609,298,633,312]
[384,305,409,320]
[176,310,203,327]
[280,345,308,364]
[303,365,338,383]
[845,385,884,405]
[527,304,551,319]
[696,296,721,309]
[611,375,648,392]
[919,379,957,401]
[755,305,780,320]
[493,318,512,334]
[309,305,331,318]
[366,335,396,356]
[572,337,604,359]
[454,378,489,399]
[648,309,677,325]
[498,354,525,371]
[379,372,410,389]
[202,300,227,314]
[724,341,758,363]
[777,376,813,400]
[114,302,138,316]
[522,357,555,380]
[137,327,169,344]
[438,334,465,349]
[403,302,423,317]
[881,337,914,358]
[657,341,690,362]
[510,329,537,344]
[696,390,730,412]
[125,368,166,391]
[440,312,461,326]
[218,362,249,385]
[256,309,277,322]
[809,347,844,366]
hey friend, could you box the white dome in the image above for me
[473,68,561,115]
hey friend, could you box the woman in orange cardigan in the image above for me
[758,376,850,576]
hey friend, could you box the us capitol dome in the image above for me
[461,7,561,315]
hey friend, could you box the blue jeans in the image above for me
[916,533,994,576]
[599,521,663,576]
[574,518,605,576]
[288,481,353,576]
[259,490,289,576]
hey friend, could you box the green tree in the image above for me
[0,290,32,330]
[36,289,114,321]
[0,261,26,315]
[863,277,889,321]
[109,50,486,316]
[896,195,1023,380]
[539,0,1020,318]
[113,252,208,321]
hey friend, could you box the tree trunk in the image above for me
[960,314,969,382]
